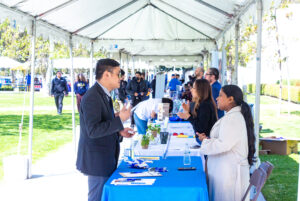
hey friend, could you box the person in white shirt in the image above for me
[197,85,256,201]
[133,98,173,134]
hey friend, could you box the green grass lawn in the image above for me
[0,92,78,179]
[247,95,299,201]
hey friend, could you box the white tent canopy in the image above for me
[0,56,28,68]
[0,0,279,56]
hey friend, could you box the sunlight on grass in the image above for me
[0,92,78,179]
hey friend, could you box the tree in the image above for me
[0,18,30,62]
[264,0,293,115]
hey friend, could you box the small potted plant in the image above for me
[148,124,161,138]
[141,134,150,149]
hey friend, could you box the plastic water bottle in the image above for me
[183,143,191,165]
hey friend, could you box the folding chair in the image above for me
[241,161,274,201]
[259,161,274,179]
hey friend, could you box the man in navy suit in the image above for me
[76,59,135,201]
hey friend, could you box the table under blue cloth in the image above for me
[101,156,209,201]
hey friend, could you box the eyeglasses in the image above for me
[206,73,213,76]
[110,71,122,78]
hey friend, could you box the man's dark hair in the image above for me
[162,98,173,113]
[209,68,219,80]
[135,71,142,76]
[95,58,120,80]
[56,71,61,74]
[120,69,125,76]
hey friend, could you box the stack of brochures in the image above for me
[111,178,156,185]
[119,171,162,177]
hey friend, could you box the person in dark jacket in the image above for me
[74,73,88,112]
[177,79,218,144]
[150,76,156,98]
[76,59,134,201]
[118,69,127,104]
[126,71,147,107]
[51,71,68,115]
[181,83,192,102]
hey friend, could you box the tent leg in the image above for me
[254,0,263,166]
[69,36,77,157]
[90,41,94,85]
[27,19,36,179]
[221,36,227,86]
[233,20,239,85]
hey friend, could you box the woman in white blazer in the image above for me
[197,85,256,201]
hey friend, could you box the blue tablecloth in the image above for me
[101,156,209,201]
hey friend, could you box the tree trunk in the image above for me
[274,9,283,116]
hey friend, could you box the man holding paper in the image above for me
[76,59,135,201]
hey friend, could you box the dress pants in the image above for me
[88,175,109,201]
[54,93,64,114]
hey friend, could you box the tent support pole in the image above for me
[233,20,239,85]
[254,0,263,166]
[125,54,129,78]
[132,56,135,75]
[27,18,36,179]
[90,41,94,85]
[69,36,77,157]
[221,36,227,86]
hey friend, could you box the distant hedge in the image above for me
[247,84,300,103]
[0,86,13,91]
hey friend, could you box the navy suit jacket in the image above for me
[76,83,124,177]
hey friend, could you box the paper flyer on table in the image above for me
[119,171,162,177]
[111,178,156,185]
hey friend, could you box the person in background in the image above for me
[175,74,181,83]
[150,76,156,98]
[168,74,181,98]
[126,71,148,127]
[25,73,31,91]
[118,69,128,104]
[126,71,147,108]
[74,73,89,112]
[205,68,224,119]
[195,67,205,80]
[76,59,134,201]
[181,83,192,102]
[51,71,68,115]
[197,85,256,201]
[177,79,217,145]
[141,72,150,100]
[133,98,173,134]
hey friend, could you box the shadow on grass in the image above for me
[260,128,274,134]
[0,113,73,136]
[260,154,299,201]
[283,110,300,117]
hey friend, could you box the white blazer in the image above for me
[200,106,250,201]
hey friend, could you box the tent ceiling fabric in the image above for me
[0,0,279,56]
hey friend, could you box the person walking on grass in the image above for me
[51,71,68,115]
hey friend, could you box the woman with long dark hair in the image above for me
[177,79,217,143]
[197,85,256,201]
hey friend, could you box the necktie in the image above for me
[107,96,115,118]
